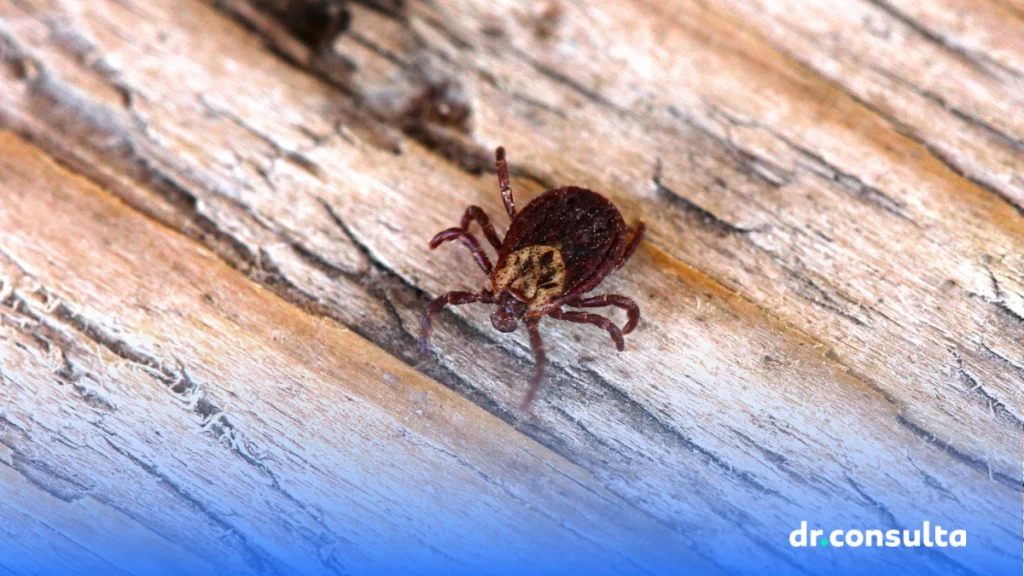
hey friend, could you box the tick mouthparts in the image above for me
[490,308,519,333]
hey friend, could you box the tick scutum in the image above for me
[496,186,627,305]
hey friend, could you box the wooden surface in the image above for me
[0,0,1021,574]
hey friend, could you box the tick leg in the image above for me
[521,317,546,411]
[459,206,503,250]
[419,290,492,355]
[566,294,641,334]
[429,228,493,275]
[620,221,646,265]
[495,146,516,218]
[549,309,625,351]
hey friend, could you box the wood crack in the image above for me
[394,425,657,576]
[706,105,915,222]
[868,63,1024,154]
[862,0,1024,81]
[505,46,626,113]
[574,366,789,502]
[673,107,794,190]
[846,476,982,576]
[730,429,821,491]
[718,10,1024,218]
[100,435,286,576]
[0,252,354,576]
[652,160,762,236]
[894,414,1019,488]
[3,451,91,503]
[951,351,1023,429]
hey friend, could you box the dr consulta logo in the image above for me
[790,521,967,548]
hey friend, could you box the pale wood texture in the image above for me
[0,133,707,575]
[0,0,1021,574]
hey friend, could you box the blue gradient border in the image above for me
[3,468,1020,576]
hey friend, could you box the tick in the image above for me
[419,146,646,410]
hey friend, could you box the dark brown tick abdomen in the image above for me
[497,187,627,291]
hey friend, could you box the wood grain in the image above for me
[0,0,1020,574]
[0,132,711,575]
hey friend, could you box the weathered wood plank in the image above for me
[0,132,711,575]
[0,0,1020,573]
[706,0,1024,207]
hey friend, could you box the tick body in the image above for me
[419,146,645,410]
